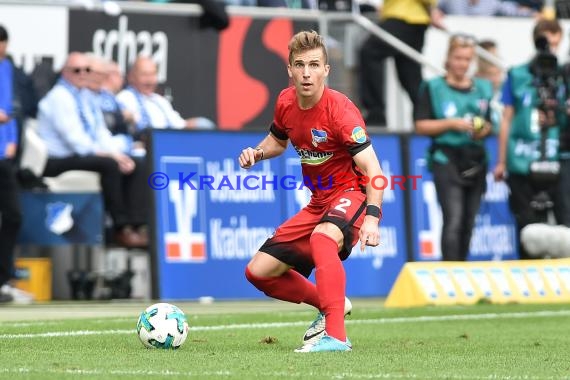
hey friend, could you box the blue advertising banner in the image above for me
[282,134,408,297]
[151,130,409,299]
[347,135,408,296]
[408,135,518,261]
[150,130,281,299]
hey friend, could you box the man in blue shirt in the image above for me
[0,25,23,303]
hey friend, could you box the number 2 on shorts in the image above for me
[334,198,351,214]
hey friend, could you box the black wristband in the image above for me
[366,204,381,219]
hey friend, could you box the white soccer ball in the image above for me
[136,303,189,349]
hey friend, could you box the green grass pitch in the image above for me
[0,300,569,379]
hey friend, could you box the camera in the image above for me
[530,191,555,212]
[529,35,561,114]
[528,34,561,186]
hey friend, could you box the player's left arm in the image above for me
[353,145,383,251]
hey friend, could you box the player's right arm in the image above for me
[239,132,288,169]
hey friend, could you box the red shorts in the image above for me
[259,190,367,277]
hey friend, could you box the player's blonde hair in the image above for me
[288,30,328,65]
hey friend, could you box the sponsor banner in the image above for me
[67,9,313,129]
[385,259,570,307]
[151,130,407,299]
[68,9,218,122]
[151,129,281,299]
[283,135,408,297]
[347,135,408,296]
[408,135,518,261]
[17,192,103,245]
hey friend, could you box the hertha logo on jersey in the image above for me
[311,129,328,147]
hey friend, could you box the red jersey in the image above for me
[270,86,371,206]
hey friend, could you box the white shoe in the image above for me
[301,297,352,346]
[1,285,34,304]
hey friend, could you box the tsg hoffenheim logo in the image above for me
[45,202,74,235]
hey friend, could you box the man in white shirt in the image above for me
[37,52,147,248]
[117,56,214,140]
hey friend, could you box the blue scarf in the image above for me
[58,78,97,140]
[127,86,170,130]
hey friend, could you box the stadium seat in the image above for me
[17,119,105,301]
[19,119,101,192]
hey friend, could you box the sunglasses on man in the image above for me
[68,66,91,74]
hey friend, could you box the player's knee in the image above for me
[245,265,256,285]
[311,225,343,250]
[245,265,274,294]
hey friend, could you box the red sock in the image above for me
[245,266,321,308]
[310,232,346,341]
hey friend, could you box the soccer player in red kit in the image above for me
[238,30,384,352]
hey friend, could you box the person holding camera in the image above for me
[558,55,570,228]
[414,34,493,262]
[493,19,565,260]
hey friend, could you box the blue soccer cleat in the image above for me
[294,335,352,353]
[301,297,352,346]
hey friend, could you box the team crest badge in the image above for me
[311,129,328,147]
[45,202,74,235]
[351,126,366,143]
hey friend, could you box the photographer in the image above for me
[415,33,493,262]
[493,19,565,260]
[558,54,570,228]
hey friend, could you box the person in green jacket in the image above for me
[414,33,493,261]
[494,19,565,259]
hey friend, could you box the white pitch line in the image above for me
[0,367,565,379]
[1,309,569,339]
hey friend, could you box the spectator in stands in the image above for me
[358,0,445,128]
[85,54,133,154]
[117,56,215,146]
[147,0,229,31]
[493,19,564,259]
[559,46,570,229]
[100,60,135,137]
[437,0,539,17]
[414,33,494,261]
[0,25,37,303]
[514,0,544,13]
[85,54,150,241]
[0,25,24,303]
[37,52,148,248]
[475,40,504,134]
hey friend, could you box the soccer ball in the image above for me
[136,303,189,349]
